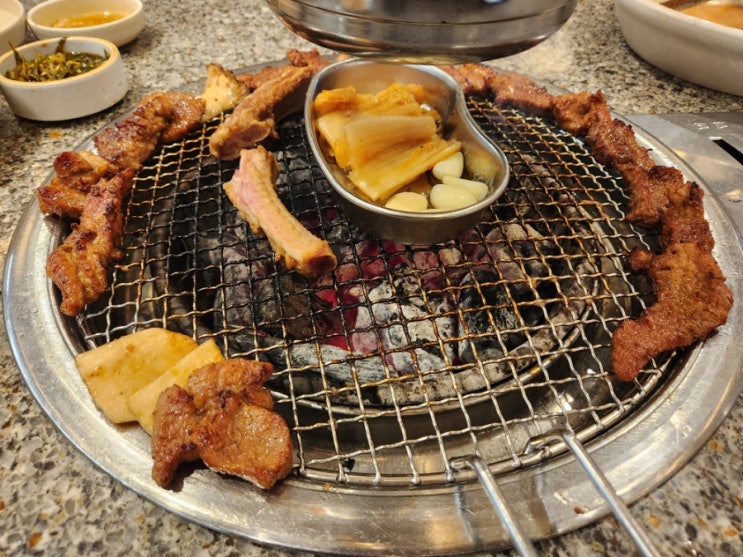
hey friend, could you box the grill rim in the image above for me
[5,75,743,553]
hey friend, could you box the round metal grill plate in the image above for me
[4,69,743,554]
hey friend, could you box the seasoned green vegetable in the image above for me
[5,38,109,83]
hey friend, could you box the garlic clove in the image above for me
[442,175,489,201]
[429,183,478,210]
[431,151,464,181]
[385,191,429,212]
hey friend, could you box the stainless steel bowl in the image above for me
[305,59,509,245]
[266,0,579,63]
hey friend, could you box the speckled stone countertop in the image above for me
[1,1,741,556]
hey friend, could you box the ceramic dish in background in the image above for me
[305,59,510,245]
[0,36,128,121]
[27,0,144,47]
[615,0,743,96]
[0,0,26,56]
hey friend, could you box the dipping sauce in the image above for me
[680,2,743,28]
[5,38,108,82]
[51,12,125,28]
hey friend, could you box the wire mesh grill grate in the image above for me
[73,96,675,487]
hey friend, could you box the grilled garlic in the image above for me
[385,191,429,212]
[441,175,489,201]
[428,153,488,211]
[432,151,464,181]
[429,183,478,210]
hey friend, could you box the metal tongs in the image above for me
[451,429,662,557]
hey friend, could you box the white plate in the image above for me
[615,0,743,96]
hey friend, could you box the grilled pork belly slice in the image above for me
[151,358,293,489]
[223,146,337,278]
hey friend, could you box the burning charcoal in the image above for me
[350,276,457,377]
[457,269,523,364]
[252,276,341,340]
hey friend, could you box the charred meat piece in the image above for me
[485,71,555,115]
[442,63,493,96]
[151,358,293,489]
[552,91,614,137]
[186,358,275,411]
[286,48,330,72]
[94,91,205,170]
[660,182,714,251]
[43,91,205,316]
[553,91,675,226]
[611,243,732,381]
[223,146,337,278]
[621,165,691,228]
[209,65,314,160]
[445,64,554,115]
[37,150,117,218]
[235,49,329,91]
[448,64,733,381]
[45,170,134,316]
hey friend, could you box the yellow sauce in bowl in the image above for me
[681,3,743,28]
[51,12,125,28]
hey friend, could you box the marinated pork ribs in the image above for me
[39,91,206,316]
[210,49,330,160]
[444,63,732,381]
[45,170,134,316]
[36,150,117,219]
[611,242,733,382]
[94,91,205,171]
[223,146,337,278]
[151,358,293,489]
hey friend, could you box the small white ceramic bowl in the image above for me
[0,0,26,56]
[0,36,128,121]
[615,0,743,96]
[27,0,144,47]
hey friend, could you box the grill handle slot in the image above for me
[453,429,662,557]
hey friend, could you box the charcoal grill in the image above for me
[5,74,743,555]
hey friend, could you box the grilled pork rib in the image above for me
[223,146,337,278]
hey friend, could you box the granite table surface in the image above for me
[1,0,741,555]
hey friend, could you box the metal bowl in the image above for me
[305,59,509,245]
[266,0,578,63]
